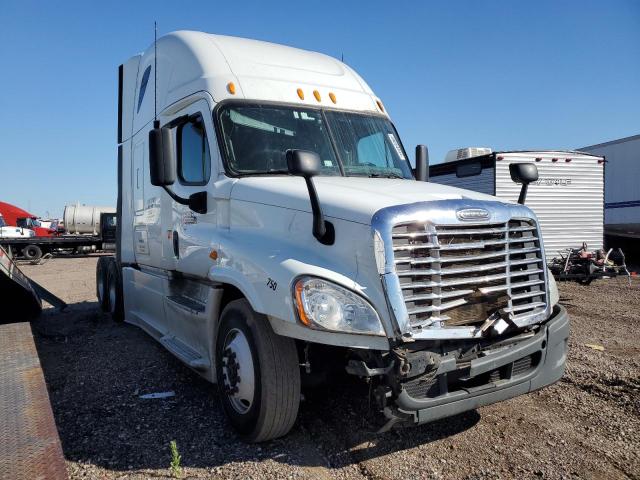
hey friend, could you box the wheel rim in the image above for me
[222,328,255,414]
[109,279,116,312]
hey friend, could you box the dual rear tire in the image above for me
[96,256,123,321]
[23,244,43,261]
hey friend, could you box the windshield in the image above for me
[218,104,413,179]
[0,216,5,228]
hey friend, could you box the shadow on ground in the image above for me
[33,303,479,473]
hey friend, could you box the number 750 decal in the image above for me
[267,278,277,291]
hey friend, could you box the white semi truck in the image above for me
[97,31,569,442]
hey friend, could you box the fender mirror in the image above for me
[286,149,334,245]
[509,162,538,205]
[149,121,176,186]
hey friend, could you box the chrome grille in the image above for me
[392,219,547,330]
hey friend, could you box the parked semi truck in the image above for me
[0,201,58,237]
[97,31,569,442]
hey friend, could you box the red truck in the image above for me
[0,201,58,237]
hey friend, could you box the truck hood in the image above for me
[231,176,502,225]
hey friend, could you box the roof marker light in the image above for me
[227,82,236,95]
[552,158,559,162]
[598,159,606,164]
[376,99,385,112]
[535,157,542,162]
[565,158,572,162]
[497,156,504,161]
[329,92,337,104]
[297,88,304,100]
[313,90,321,102]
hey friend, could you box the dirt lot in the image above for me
[21,255,639,480]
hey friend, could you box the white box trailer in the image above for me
[579,134,640,240]
[430,149,605,261]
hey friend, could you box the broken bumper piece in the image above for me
[386,305,569,427]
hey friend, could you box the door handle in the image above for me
[172,231,179,258]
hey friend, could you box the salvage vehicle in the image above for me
[98,30,569,442]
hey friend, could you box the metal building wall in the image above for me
[429,166,495,195]
[495,152,604,260]
[579,135,640,234]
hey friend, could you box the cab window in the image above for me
[177,115,211,185]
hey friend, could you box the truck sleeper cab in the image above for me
[99,30,569,442]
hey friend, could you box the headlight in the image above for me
[293,277,384,336]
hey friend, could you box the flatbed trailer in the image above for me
[0,212,116,261]
[0,235,103,261]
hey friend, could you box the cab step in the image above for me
[167,294,205,314]
[160,335,210,371]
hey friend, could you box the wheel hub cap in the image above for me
[222,328,255,414]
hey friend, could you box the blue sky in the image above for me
[1,1,638,218]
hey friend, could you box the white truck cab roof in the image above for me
[123,31,385,141]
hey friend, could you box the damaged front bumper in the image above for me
[350,305,569,429]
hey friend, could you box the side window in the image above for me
[137,66,151,113]
[177,115,211,185]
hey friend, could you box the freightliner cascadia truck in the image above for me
[97,31,569,442]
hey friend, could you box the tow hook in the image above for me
[392,349,440,379]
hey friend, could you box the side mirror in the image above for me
[286,149,334,245]
[149,121,207,214]
[509,162,538,205]
[149,122,176,186]
[414,145,429,182]
[286,149,321,178]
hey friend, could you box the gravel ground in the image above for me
[20,256,640,480]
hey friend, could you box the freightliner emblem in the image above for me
[456,208,490,221]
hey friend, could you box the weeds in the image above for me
[169,440,182,478]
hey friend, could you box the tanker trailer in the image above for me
[63,204,116,235]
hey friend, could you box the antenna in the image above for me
[154,21,158,129]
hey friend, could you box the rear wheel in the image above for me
[23,244,43,261]
[216,299,300,442]
[106,259,124,322]
[96,257,110,312]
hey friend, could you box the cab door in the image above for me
[164,99,219,277]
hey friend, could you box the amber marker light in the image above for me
[376,99,385,112]
[297,88,304,100]
[294,281,311,326]
[209,250,218,260]
[227,82,236,94]
[329,92,337,104]
[313,90,321,102]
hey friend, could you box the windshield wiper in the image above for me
[367,172,404,179]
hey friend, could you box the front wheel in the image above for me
[216,299,300,442]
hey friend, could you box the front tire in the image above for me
[216,299,300,442]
